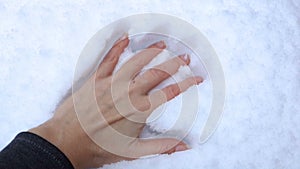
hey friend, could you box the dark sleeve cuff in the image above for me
[0,132,74,169]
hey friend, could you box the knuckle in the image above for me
[96,77,110,88]
[138,99,151,111]
[175,57,185,65]
[128,86,135,95]
[130,95,151,112]
[166,85,180,98]
[149,68,166,78]
[187,77,197,85]
[140,102,151,111]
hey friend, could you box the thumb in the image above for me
[136,138,190,156]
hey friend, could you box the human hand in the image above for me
[29,34,203,169]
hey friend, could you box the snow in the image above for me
[0,0,299,169]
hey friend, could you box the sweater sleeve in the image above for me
[0,132,74,169]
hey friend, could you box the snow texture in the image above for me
[0,0,299,169]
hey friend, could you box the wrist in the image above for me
[28,117,87,168]
[28,114,114,169]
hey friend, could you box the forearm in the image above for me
[0,132,74,169]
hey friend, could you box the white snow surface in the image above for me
[0,0,299,169]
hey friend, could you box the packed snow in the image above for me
[0,0,299,169]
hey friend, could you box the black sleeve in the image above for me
[0,132,74,169]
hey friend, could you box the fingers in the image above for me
[136,138,189,157]
[148,76,203,109]
[117,41,166,80]
[134,54,190,94]
[97,33,129,79]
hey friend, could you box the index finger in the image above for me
[117,41,166,80]
[97,34,129,79]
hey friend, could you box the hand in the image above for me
[29,34,203,169]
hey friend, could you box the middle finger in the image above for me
[133,54,190,94]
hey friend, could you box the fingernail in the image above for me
[119,33,128,41]
[179,54,190,64]
[175,144,189,152]
[114,33,128,44]
[154,41,166,49]
[195,76,204,84]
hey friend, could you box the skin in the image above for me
[29,34,203,169]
